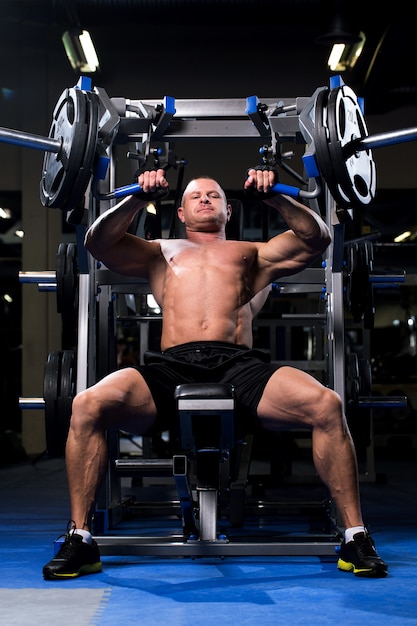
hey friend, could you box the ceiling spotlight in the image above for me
[315,15,363,47]
[327,31,366,72]
[62,29,100,73]
[315,0,362,47]
[0,207,12,219]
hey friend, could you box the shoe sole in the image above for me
[337,558,388,578]
[43,561,102,580]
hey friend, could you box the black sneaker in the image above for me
[337,531,388,578]
[43,527,102,580]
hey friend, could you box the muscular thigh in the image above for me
[89,367,158,434]
[256,365,328,430]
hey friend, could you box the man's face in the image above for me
[177,178,231,232]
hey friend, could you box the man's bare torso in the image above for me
[149,238,267,350]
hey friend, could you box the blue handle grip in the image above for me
[113,183,143,198]
[271,183,301,198]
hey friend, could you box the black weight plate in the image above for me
[362,240,375,330]
[327,85,376,209]
[358,357,372,396]
[363,297,375,330]
[40,87,89,209]
[64,90,100,210]
[313,88,346,208]
[345,352,360,406]
[62,243,78,324]
[43,350,62,457]
[55,397,73,456]
[56,349,76,452]
[55,242,68,315]
[60,349,76,399]
[346,241,372,323]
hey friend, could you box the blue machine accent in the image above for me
[164,95,176,116]
[76,75,93,91]
[302,152,320,178]
[245,95,258,116]
[95,154,110,180]
[329,74,344,89]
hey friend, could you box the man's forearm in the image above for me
[84,195,147,257]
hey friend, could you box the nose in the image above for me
[201,194,210,202]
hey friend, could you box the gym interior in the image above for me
[0,1,416,624]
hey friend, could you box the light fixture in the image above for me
[394,230,412,243]
[327,31,366,72]
[315,0,364,72]
[0,207,12,219]
[62,29,100,73]
[315,0,363,46]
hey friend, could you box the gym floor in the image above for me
[1,446,417,626]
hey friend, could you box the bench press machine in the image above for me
[14,74,413,557]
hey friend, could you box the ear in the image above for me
[177,206,185,223]
[226,203,232,222]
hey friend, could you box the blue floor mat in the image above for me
[1,456,417,625]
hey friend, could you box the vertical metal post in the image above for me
[325,187,346,409]
[76,274,90,394]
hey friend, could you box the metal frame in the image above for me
[14,80,411,557]
[69,88,345,555]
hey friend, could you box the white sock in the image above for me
[74,528,93,544]
[345,526,365,543]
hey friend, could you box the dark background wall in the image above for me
[0,0,416,456]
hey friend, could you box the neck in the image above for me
[185,228,227,243]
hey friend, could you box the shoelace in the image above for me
[53,520,79,558]
[355,533,378,558]
[54,520,77,541]
[55,533,82,558]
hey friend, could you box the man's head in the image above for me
[177,176,232,235]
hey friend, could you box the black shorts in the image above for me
[136,341,280,435]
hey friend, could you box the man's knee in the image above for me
[70,387,102,428]
[314,386,344,428]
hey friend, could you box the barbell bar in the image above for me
[19,270,56,284]
[0,127,61,153]
[19,398,45,409]
[347,127,417,156]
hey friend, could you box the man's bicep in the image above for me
[99,236,161,276]
[257,232,318,279]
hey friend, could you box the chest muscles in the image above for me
[157,240,258,308]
